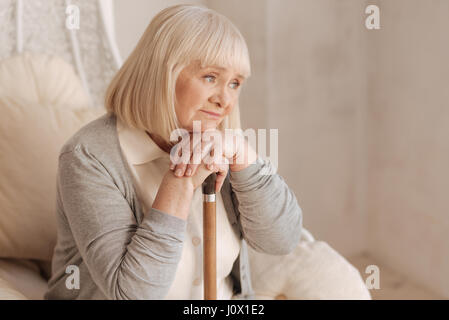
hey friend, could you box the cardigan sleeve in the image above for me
[56,146,186,299]
[229,157,302,255]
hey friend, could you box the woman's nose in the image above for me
[210,87,231,109]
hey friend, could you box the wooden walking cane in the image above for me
[202,173,217,300]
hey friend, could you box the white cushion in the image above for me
[0,258,47,300]
[0,276,27,300]
[248,239,372,300]
[0,53,90,108]
[0,53,105,260]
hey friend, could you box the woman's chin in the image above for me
[187,119,221,132]
[203,122,219,131]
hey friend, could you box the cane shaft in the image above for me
[203,201,216,300]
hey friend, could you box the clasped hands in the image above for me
[168,129,252,192]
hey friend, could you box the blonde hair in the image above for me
[105,4,251,143]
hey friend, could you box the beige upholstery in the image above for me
[0,53,104,299]
[0,277,27,300]
[0,259,48,300]
[0,54,104,261]
[0,53,91,110]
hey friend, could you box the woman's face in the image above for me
[175,60,245,132]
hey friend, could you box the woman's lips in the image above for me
[200,110,222,118]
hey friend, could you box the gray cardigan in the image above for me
[44,113,302,300]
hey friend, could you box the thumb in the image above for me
[214,164,228,192]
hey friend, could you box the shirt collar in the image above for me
[116,116,169,165]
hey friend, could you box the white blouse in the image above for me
[116,117,241,299]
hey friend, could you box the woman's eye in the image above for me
[204,75,240,89]
[204,75,215,83]
[230,81,240,89]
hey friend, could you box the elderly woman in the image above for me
[44,4,302,300]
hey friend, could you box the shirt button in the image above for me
[193,277,201,286]
[192,236,201,246]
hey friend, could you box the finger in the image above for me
[214,164,229,192]
[206,162,215,172]
[203,129,228,162]
[169,147,179,171]
[208,139,223,164]
[215,173,225,192]
[174,143,191,177]
[201,140,215,166]
[212,155,229,168]
[185,137,203,177]
[169,142,185,168]
[173,163,187,177]
[207,153,228,171]
[212,158,229,191]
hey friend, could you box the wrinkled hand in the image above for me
[169,130,233,192]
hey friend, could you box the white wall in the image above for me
[264,0,368,257]
[113,0,205,59]
[365,0,449,298]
